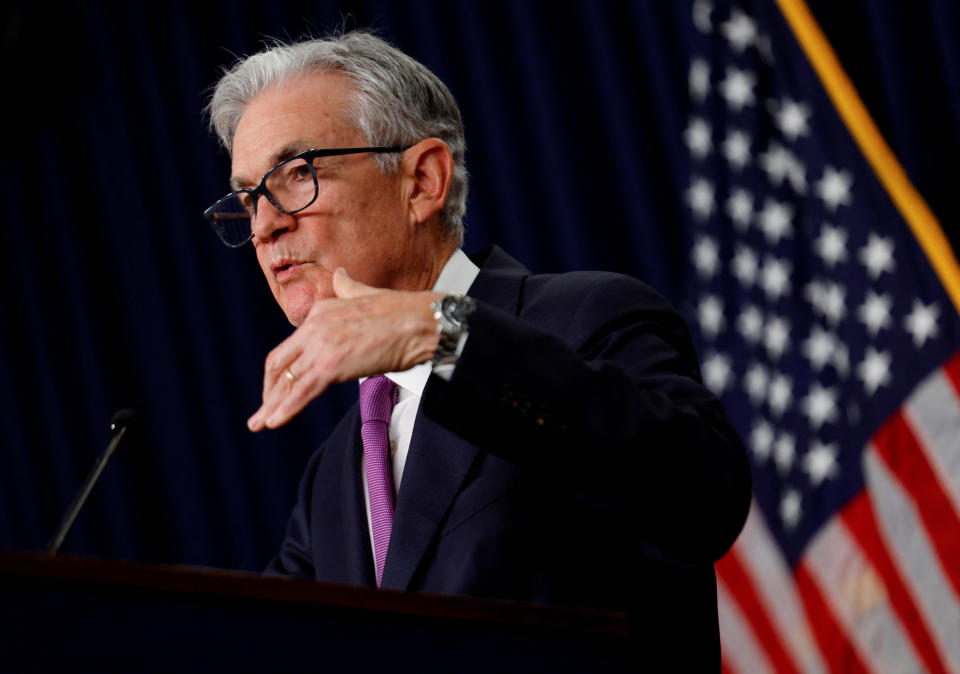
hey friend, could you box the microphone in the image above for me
[45,409,138,555]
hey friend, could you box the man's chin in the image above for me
[279,286,320,327]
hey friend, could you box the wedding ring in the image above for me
[284,368,297,383]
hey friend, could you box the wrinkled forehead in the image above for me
[230,72,364,186]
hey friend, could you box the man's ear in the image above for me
[404,138,454,226]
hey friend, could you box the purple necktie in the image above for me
[360,375,398,587]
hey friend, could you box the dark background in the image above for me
[0,0,957,571]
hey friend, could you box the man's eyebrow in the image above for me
[229,141,315,191]
[269,141,313,166]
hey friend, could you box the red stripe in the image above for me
[940,349,960,398]
[872,410,960,598]
[841,491,949,674]
[720,656,735,674]
[716,549,800,674]
[794,561,870,674]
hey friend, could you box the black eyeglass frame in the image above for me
[203,145,412,247]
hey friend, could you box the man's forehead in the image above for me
[229,139,316,190]
[229,73,360,188]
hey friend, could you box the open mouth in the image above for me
[272,260,306,280]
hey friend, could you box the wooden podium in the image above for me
[0,550,629,672]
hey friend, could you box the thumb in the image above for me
[332,267,379,298]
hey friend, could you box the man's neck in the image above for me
[392,236,458,292]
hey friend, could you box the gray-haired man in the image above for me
[205,31,750,666]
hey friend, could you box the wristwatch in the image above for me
[431,294,476,365]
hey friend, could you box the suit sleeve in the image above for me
[421,274,751,565]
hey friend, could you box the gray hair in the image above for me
[208,31,467,243]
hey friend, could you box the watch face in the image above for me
[442,295,475,325]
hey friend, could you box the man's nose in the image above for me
[251,195,296,241]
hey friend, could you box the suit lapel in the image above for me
[315,405,375,586]
[463,246,526,318]
[380,412,480,590]
[379,246,530,590]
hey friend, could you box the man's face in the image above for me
[230,72,412,326]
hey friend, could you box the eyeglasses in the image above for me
[203,145,411,247]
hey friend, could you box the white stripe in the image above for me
[805,513,923,674]
[904,369,960,518]
[735,502,827,674]
[864,445,960,672]
[717,577,775,674]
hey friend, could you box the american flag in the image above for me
[679,1,960,671]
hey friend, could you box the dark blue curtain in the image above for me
[1,0,957,571]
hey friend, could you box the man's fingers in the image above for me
[263,342,303,394]
[247,409,265,432]
[248,374,292,430]
[332,267,379,299]
[264,371,329,429]
[248,380,301,431]
[249,347,337,431]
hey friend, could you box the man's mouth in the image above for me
[271,259,307,282]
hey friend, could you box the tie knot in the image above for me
[360,375,396,425]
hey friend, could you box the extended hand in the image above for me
[247,268,441,431]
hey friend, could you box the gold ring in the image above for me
[284,368,297,383]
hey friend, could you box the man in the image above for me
[205,31,750,665]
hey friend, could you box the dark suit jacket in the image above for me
[267,247,751,667]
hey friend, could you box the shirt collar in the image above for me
[366,248,480,397]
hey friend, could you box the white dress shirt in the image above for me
[360,248,480,564]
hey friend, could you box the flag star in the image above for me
[780,489,802,529]
[686,177,715,221]
[768,373,793,417]
[744,362,769,405]
[801,382,838,430]
[857,291,893,336]
[692,235,720,278]
[859,234,896,279]
[857,346,892,395]
[804,280,823,310]
[721,9,758,52]
[773,432,796,475]
[905,299,940,347]
[698,294,725,339]
[802,441,839,487]
[693,0,713,34]
[802,326,837,372]
[786,155,807,194]
[760,256,792,301]
[749,418,774,462]
[764,316,791,361]
[805,280,846,325]
[732,245,758,287]
[719,66,757,112]
[684,117,712,159]
[689,58,711,103]
[702,352,733,395]
[814,223,848,267]
[758,143,795,186]
[757,142,805,192]
[722,129,752,170]
[815,166,853,211]
[737,304,764,344]
[772,98,811,142]
[726,188,754,229]
[757,197,794,244]
[822,284,847,325]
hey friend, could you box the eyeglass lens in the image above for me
[210,156,318,246]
